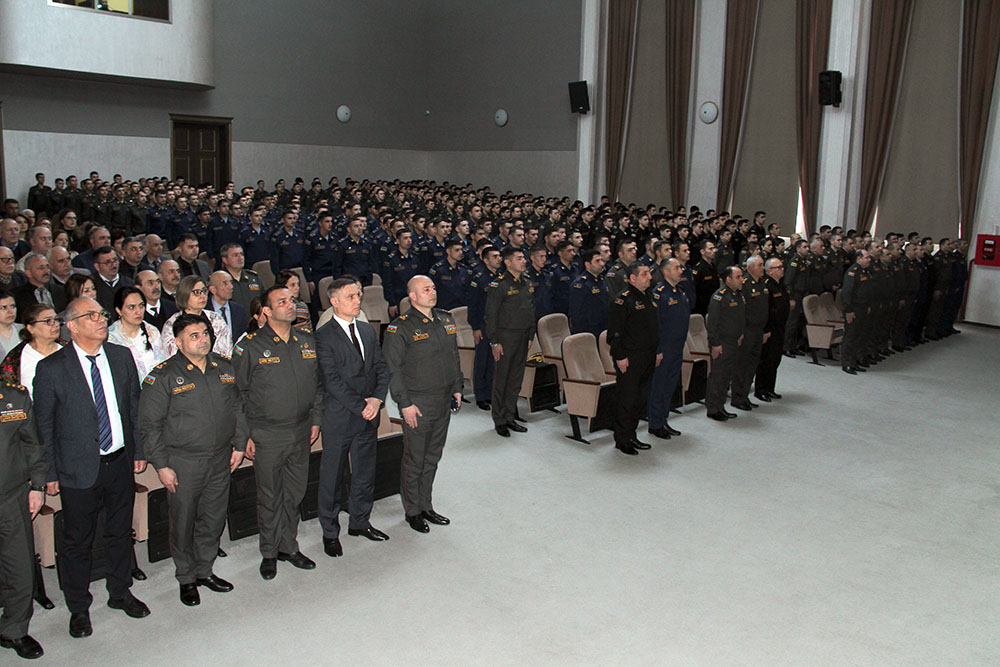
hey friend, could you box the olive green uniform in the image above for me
[139,353,248,584]
[0,383,46,642]
[484,271,537,428]
[705,286,746,414]
[232,324,323,558]
[230,269,263,316]
[382,308,462,518]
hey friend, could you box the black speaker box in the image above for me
[227,466,260,540]
[146,488,172,563]
[818,70,842,107]
[568,81,590,113]
[684,359,708,405]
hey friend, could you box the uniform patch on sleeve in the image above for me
[712,293,723,301]
[143,375,156,386]
[233,344,244,355]
[386,324,398,333]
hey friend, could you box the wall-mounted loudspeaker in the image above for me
[569,81,590,114]
[818,70,842,107]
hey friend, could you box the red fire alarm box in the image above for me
[975,234,1000,266]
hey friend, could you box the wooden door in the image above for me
[171,119,230,189]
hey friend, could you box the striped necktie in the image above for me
[86,354,114,453]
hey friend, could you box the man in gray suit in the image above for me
[33,297,150,639]
[315,277,389,558]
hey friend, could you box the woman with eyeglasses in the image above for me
[108,287,164,380]
[0,303,68,398]
[160,275,231,357]
[0,290,25,357]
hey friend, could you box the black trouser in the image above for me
[318,424,377,537]
[59,452,135,613]
[924,291,945,337]
[647,344,683,430]
[731,328,763,404]
[893,299,915,347]
[491,328,531,427]
[0,492,34,639]
[253,426,310,557]
[754,330,784,394]
[706,340,739,413]
[400,392,451,518]
[842,310,864,367]
[167,454,230,584]
[473,336,495,402]
[784,300,803,352]
[614,350,655,444]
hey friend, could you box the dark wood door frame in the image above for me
[169,114,232,188]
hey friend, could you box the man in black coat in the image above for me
[33,296,150,639]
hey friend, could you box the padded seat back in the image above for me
[687,314,710,355]
[802,294,822,324]
[450,306,475,347]
[252,260,275,289]
[598,329,615,376]
[562,333,606,384]
[537,313,570,359]
[361,284,389,323]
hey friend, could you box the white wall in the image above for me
[686,0,727,208]
[0,0,213,87]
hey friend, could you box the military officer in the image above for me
[607,263,659,455]
[382,276,463,534]
[647,258,688,440]
[691,240,719,315]
[232,286,323,580]
[484,247,536,437]
[567,248,608,337]
[381,229,421,317]
[219,243,263,315]
[334,215,377,286]
[428,239,470,310]
[603,239,636,302]
[138,315,248,607]
[0,382,46,660]
[467,246,502,410]
[269,211,307,276]
[547,241,578,315]
[730,256,768,411]
[705,266,746,421]
[753,258,789,401]
[840,248,873,374]
[783,240,810,356]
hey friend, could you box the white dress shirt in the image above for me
[72,342,126,454]
[333,313,364,359]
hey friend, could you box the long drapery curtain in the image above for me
[855,0,915,234]
[716,0,760,211]
[665,0,696,209]
[605,0,639,204]
[795,0,832,236]
[959,0,1000,241]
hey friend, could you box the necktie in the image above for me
[220,304,230,330]
[86,354,114,453]
[349,322,363,358]
[149,305,157,317]
[35,287,53,306]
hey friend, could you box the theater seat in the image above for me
[252,260,276,289]
[361,284,389,330]
[561,332,617,443]
[597,330,616,381]
[537,313,570,389]
[803,294,844,365]
[399,296,411,314]
[686,314,712,373]
[132,465,163,543]
[450,306,476,392]
[318,276,334,311]
[371,273,382,286]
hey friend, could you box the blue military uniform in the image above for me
[567,271,608,337]
[380,250,420,312]
[548,261,577,315]
[419,238,448,274]
[467,266,499,403]
[209,216,243,263]
[647,281,689,431]
[305,233,337,284]
[333,236,376,285]
[241,226,271,269]
[270,228,307,275]
[524,264,553,320]
[146,205,170,239]
[428,259,469,311]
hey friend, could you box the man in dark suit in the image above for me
[135,270,177,330]
[206,271,248,341]
[91,246,134,312]
[175,234,211,281]
[12,254,55,322]
[33,296,150,639]
[315,276,390,557]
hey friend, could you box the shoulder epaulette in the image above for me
[153,360,169,370]
[4,382,26,391]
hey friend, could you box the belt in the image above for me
[100,448,125,463]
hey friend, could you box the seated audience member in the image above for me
[0,290,24,356]
[1,218,30,260]
[14,226,53,272]
[0,303,66,397]
[108,286,165,380]
[0,245,27,292]
[206,271,248,341]
[161,275,231,357]
[138,234,166,272]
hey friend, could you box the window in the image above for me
[51,0,169,22]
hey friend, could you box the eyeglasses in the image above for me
[0,257,14,263]
[30,317,63,326]
[69,310,110,322]
[190,288,208,296]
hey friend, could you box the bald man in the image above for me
[206,271,247,341]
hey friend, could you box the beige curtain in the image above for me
[716,0,760,211]
[795,0,832,236]
[665,0,696,209]
[605,0,639,204]
[959,0,1000,240]
[855,0,915,234]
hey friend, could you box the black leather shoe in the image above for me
[406,514,430,533]
[754,393,772,402]
[854,365,867,372]
[259,557,277,580]
[348,526,390,541]
[747,399,759,408]
[842,366,857,375]
[783,350,797,358]
[107,594,150,619]
[34,593,54,610]
[495,425,510,437]
[663,424,681,436]
[630,438,651,450]
[513,413,526,423]
[1,634,43,659]
[217,547,228,558]
[179,583,200,607]
[323,537,343,557]
[507,421,527,433]
[707,412,730,422]
[196,575,234,593]
[767,392,782,399]
[615,443,639,455]
[131,567,146,581]
[476,401,491,411]
[277,551,316,569]
[648,427,672,440]
[422,510,450,525]
[722,410,738,418]
[892,345,905,352]
[69,612,91,638]
[731,402,753,411]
